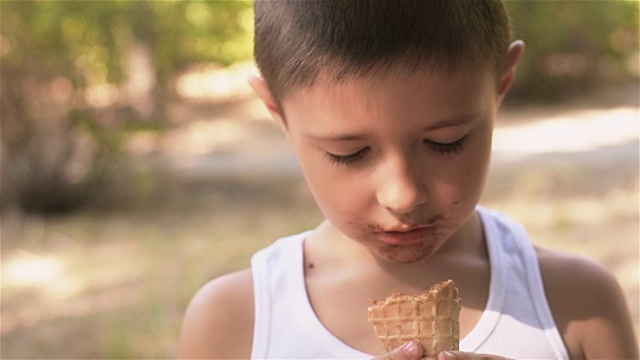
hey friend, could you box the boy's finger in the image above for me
[437,350,512,360]
[371,341,424,360]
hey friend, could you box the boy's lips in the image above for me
[377,225,435,246]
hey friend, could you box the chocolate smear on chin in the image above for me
[377,242,437,263]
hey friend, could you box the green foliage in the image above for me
[1,0,253,87]
[0,0,254,213]
[506,0,639,103]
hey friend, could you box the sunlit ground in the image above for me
[1,71,638,357]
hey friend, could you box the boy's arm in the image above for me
[177,269,254,359]
[538,247,639,359]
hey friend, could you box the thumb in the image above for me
[372,341,424,360]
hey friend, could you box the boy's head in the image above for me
[254,0,512,103]
[250,0,524,264]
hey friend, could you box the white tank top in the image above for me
[250,207,570,359]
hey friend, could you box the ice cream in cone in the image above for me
[367,280,461,356]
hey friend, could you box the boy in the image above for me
[178,1,638,359]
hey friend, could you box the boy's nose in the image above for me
[375,158,427,215]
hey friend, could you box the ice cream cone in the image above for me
[367,279,461,357]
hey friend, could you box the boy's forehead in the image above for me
[279,66,498,129]
[281,64,495,105]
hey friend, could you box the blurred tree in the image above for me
[506,0,639,103]
[0,0,254,213]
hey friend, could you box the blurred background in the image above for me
[0,0,638,358]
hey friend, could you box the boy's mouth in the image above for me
[377,225,435,246]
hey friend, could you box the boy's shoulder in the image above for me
[535,246,638,359]
[536,245,618,292]
[177,268,254,359]
[536,245,623,307]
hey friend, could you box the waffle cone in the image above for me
[367,280,461,357]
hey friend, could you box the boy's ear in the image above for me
[498,40,525,100]
[247,75,288,132]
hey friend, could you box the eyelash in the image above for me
[325,135,469,166]
[325,148,370,166]
[423,135,468,155]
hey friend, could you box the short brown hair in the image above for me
[254,0,512,102]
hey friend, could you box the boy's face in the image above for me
[263,67,507,263]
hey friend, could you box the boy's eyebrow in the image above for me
[423,113,479,131]
[306,133,366,142]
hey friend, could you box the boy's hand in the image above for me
[371,341,424,360]
[429,351,511,360]
[370,343,512,360]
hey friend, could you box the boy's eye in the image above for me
[324,136,468,166]
[423,135,468,155]
[325,147,370,166]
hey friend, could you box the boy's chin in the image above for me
[375,242,438,264]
